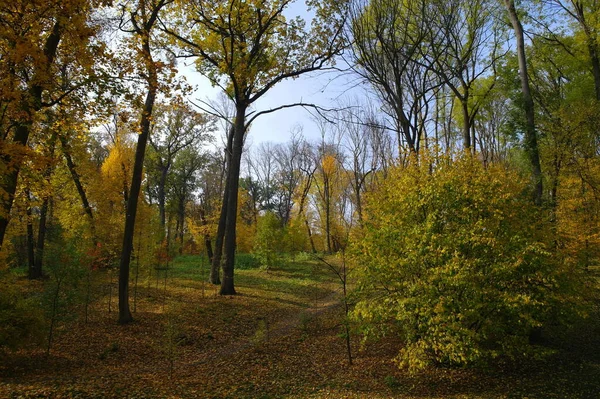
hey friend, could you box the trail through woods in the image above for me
[1,259,600,398]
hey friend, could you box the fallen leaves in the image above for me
[1,258,600,398]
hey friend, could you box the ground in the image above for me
[1,256,600,398]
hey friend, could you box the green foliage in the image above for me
[0,275,45,350]
[351,154,585,370]
[253,212,286,270]
[43,232,89,352]
[284,217,309,256]
[235,253,260,270]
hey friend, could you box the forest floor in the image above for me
[1,255,600,398]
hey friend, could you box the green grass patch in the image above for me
[166,254,339,305]
[236,253,260,270]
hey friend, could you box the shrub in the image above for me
[235,253,260,270]
[253,211,286,270]
[0,276,45,350]
[351,154,586,370]
[42,234,88,353]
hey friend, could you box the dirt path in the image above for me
[188,283,343,367]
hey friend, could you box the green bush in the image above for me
[0,276,45,350]
[235,253,260,270]
[351,154,586,370]
[42,234,89,353]
[253,211,286,270]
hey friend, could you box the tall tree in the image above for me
[545,0,600,100]
[503,0,543,205]
[273,130,304,226]
[336,104,377,225]
[30,129,58,279]
[347,0,435,154]
[169,146,208,252]
[164,0,347,294]
[209,126,234,285]
[117,0,173,325]
[295,136,318,253]
[312,123,346,253]
[427,0,501,151]
[0,0,101,248]
[146,100,213,232]
[246,142,278,214]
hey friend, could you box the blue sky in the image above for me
[175,0,367,147]
[180,60,363,146]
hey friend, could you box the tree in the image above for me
[426,0,502,152]
[471,76,514,164]
[253,211,285,270]
[294,135,318,253]
[169,146,208,252]
[208,127,234,285]
[146,100,213,232]
[544,0,600,100]
[347,0,435,154]
[163,0,347,294]
[117,0,174,325]
[335,103,379,225]
[246,142,278,214]
[272,129,304,226]
[312,125,348,253]
[194,149,229,282]
[502,0,543,205]
[30,124,58,280]
[0,0,102,248]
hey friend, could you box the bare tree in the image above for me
[273,128,304,226]
[426,0,503,152]
[347,0,436,154]
[335,103,375,225]
[295,135,318,253]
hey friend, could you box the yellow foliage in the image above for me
[352,152,587,370]
[555,159,600,270]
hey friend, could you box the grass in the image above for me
[1,255,600,398]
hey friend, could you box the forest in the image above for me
[1,0,600,397]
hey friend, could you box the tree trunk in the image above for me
[504,0,543,205]
[209,191,227,284]
[209,127,233,285]
[324,176,332,253]
[34,197,50,279]
[26,191,37,279]
[575,5,600,101]
[60,135,97,244]
[588,39,600,101]
[461,99,471,151]
[354,180,363,226]
[158,167,168,231]
[30,132,58,279]
[304,211,317,254]
[298,174,316,253]
[220,104,247,295]
[118,30,159,324]
[199,208,214,263]
[178,195,185,254]
[121,161,129,206]
[471,123,477,154]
